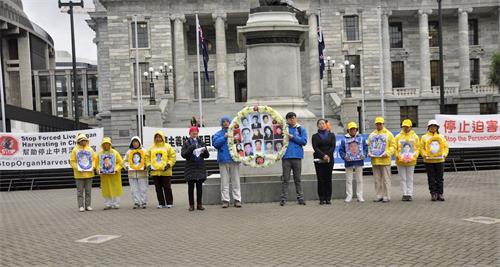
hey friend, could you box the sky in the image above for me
[22,0,97,61]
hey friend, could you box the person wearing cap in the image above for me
[367,117,396,203]
[146,130,177,208]
[97,137,123,209]
[213,115,242,208]
[181,126,210,211]
[69,133,97,212]
[339,121,368,203]
[123,136,148,209]
[420,120,449,201]
[311,118,336,205]
[280,112,308,206]
[395,119,420,201]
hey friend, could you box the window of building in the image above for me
[193,71,216,99]
[7,39,18,60]
[389,22,403,48]
[391,61,405,88]
[480,103,498,114]
[343,15,360,41]
[443,104,458,115]
[131,22,149,48]
[87,74,98,95]
[56,98,68,117]
[30,35,47,70]
[70,74,84,96]
[468,19,478,45]
[400,106,418,127]
[40,98,52,115]
[430,60,440,86]
[39,75,51,97]
[55,75,67,94]
[133,62,150,96]
[88,97,99,116]
[428,21,439,47]
[345,55,361,87]
[187,24,216,55]
[470,59,480,86]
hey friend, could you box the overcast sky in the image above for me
[22,0,97,61]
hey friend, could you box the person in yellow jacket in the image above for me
[146,130,177,208]
[395,119,420,202]
[97,137,123,210]
[367,117,396,203]
[69,133,97,212]
[420,120,449,202]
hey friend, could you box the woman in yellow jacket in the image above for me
[97,137,123,209]
[420,120,449,202]
[146,131,177,208]
[69,133,97,212]
[395,119,420,202]
[367,117,396,203]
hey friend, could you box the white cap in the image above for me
[427,120,439,127]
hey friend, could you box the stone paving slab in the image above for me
[1,171,499,266]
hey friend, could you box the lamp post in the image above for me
[437,0,445,114]
[343,60,355,98]
[144,67,159,105]
[325,56,335,88]
[159,63,173,95]
[58,0,83,130]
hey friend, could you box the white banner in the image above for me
[143,127,220,161]
[0,128,104,170]
[435,114,500,148]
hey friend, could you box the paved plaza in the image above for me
[1,170,499,266]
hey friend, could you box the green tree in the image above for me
[489,52,500,88]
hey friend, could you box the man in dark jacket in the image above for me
[212,116,242,208]
[280,112,308,206]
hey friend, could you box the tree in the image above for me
[488,52,500,89]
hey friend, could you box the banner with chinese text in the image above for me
[435,114,500,148]
[0,128,104,170]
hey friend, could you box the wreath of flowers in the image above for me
[227,105,289,168]
[128,149,146,171]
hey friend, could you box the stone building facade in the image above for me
[88,0,500,150]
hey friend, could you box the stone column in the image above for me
[418,9,432,95]
[382,9,392,95]
[212,12,230,103]
[17,34,33,109]
[171,14,188,102]
[308,11,320,96]
[458,8,473,94]
[498,7,500,51]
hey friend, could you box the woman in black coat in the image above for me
[181,127,210,211]
[311,119,336,205]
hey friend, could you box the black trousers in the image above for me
[152,176,173,206]
[188,180,204,206]
[424,163,444,194]
[314,162,333,201]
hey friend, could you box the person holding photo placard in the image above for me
[69,134,97,212]
[420,120,449,202]
[367,117,395,203]
[395,120,420,202]
[146,131,177,209]
[124,136,149,209]
[339,122,367,203]
[97,137,123,210]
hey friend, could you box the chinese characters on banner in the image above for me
[142,127,219,161]
[0,128,104,170]
[435,114,500,148]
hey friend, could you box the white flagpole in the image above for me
[0,43,6,132]
[318,9,325,119]
[134,15,143,140]
[195,12,203,127]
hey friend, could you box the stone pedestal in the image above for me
[144,105,162,127]
[340,98,358,128]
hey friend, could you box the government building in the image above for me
[87,0,500,149]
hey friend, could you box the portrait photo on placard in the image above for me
[252,128,263,140]
[250,114,262,129]
[399,140,415,162]
[77,150,93,172]
[264,141,274,154]
[241,117,250,128]
[274,140,283,152]
[233,128,242,143]
[253,139,263,154]
[235,143,244,157]
[129,149,145,170]
[263,126,273,140]
[100,153,116,174]
[241,128,252,143]
[369,134,387,157]
[261,114,271,126]
[243,142,254,156]
[273,125,283,139]
[346,138,363,161]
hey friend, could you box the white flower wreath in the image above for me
[228,105,289,167]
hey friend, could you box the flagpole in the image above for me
[318,9,325,119]
[195,12,203,127]
[0,35,6,132]
[134,15,143,140]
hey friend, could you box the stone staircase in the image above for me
[163,101,248,127]
[305,94,343,133]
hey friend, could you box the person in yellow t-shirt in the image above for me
[394,119,420,201]
[69,134,97,212]
[97,137,123,210]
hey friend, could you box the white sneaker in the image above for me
[344,196,352,203]
[357,197,365,202]
[166,205,173,208]
[79,207,85,212]
[86,206,93,211]
[157,205,163,209]
[111,205,119,209]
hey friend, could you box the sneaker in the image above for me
[382,197,390,203]
[431,193,437,201]
[234,201,242,208]
[279,200,286,206]
[188,205,195,211]
[141,204,147,209]
[166,205,173,208]
[197,205,205,210]
[79,207,85,212]
[373,198,383,202]
[437,194,445,201]
[85,206,93,211]
[407,196,413,201]
[157,205,163,209]
[133,203,140,209]
[298,199,306,205]
[357,197,365,203]
[344,196,352,203]
[222,201,229,208]
[319,200,325,205]
[325,200,332,205]
[111,205,119,209]
[402,195,408,201]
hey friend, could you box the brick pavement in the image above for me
[1,170,499,266]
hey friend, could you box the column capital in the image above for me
[381,9,392,17]
[458,7,473,14]
[212,12,227,21]
[305,9,319,18]
[170,13,186,23]
[418,9,433,16]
